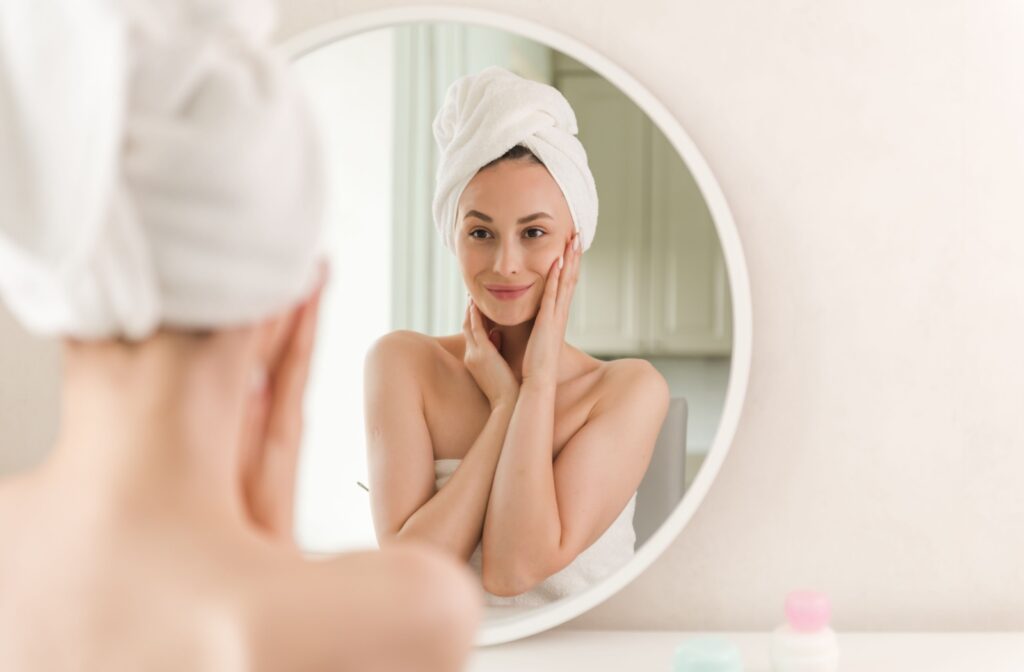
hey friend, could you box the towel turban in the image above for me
[431,66,598,254]
[0,0,324,340]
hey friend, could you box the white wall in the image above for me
[1,0,1020,632]
[0,306,58,473]
[292,29,395,553]
[273,0,1024,630]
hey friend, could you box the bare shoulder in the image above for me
[596,358,670,409]
[364,330,453,378]
[572,359,670,465]
[366,330,465,362]
[365,329,434,363]
[236,546,478,671]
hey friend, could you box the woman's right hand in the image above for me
[463,300,519,409]
[239,262,327,546]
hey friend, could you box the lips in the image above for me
[485,283,534,301]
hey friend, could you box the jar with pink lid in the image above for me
[770,590,840,672]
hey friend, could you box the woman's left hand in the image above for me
[522,231,581,386]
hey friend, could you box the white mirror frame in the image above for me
[278,4,752,647]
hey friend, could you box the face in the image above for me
[455,158,575,326]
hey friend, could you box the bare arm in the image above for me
[481,360,669,596]
[364,330,516,562]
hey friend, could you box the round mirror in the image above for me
[279,6,750,646]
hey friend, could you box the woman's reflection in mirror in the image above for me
[365,67,670,607]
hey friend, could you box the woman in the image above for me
[365,67,670,606]
[0,2,480,669]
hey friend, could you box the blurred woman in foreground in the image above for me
[0,2,480,670]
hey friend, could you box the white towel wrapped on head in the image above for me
[431,66,598,254]
[0,0,324,341]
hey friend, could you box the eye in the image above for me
[469,228,492,239]
[524,227,546,239]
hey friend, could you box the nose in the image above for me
[492,238,522,277]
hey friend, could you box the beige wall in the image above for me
[1,0,1020,631]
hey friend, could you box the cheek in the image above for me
[457,248,484,279]
[530,238,564,273]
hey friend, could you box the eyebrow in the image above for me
[463,210,553,225]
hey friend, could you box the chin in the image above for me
[480,302,540,327]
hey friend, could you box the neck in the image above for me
[41,333,253,524]
[491,319,574,383]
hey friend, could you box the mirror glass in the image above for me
[290,21,733,619]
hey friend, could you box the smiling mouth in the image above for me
[485,284,534,301]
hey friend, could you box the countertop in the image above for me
[466,629,1024,671]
